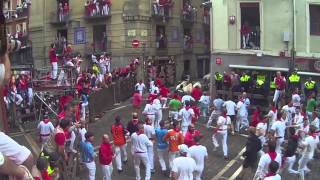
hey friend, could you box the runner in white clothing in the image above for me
[212,111,231,159]
[270,113,286,153]
[143,100,156,127]
[131,123,152,180]
[171,144,196,180]
[253,141,282,180]
[37,115,55,145]
[143,118,156,173]
[135,80,146,96]
[153,97,163,129]
[189,136,208,180]
[297,125,319,179]
[178,101,195,136]
[223,99,237,134]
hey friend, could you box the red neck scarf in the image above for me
[174,127,180,132]
[271,106,277,113]
[268,151,277,161]
[265,172,276,177]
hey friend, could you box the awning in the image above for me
[297,71,320,76]
[229,64,289,72]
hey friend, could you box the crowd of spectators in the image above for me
[152,0,174,16]
[57,0,70,22]
[182,0,197,21]
[85,0,112,17]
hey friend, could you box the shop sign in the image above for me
[215,57,222,65]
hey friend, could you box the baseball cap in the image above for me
[178,144,189,154]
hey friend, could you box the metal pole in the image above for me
[209,0,216,101]
[34,93,58,116]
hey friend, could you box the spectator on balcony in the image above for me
[203,8,209,24]
[106,55,111,73]
[49,43,58,80]
[102,0,111,15]
[184,34,192,50]
[58,3,64,22]
[63,3,69,21]
[241,21,251,49]
[153,0,159,15]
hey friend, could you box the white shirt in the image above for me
[267,110,277,126]
[144,124,155,139]
[143,103,156,115]
[153,99,162,113]
[37,120,54,135]
[217,116,231,132]
[292,94,301,107]
[311,117,320,130]
[301,135,319,159]
[293,113,304,125]
[189,145,208,171]
[271,120,286,138]
[237,101,247,117]
[151,86,159,94]
[135,83,145,92]
[257,122,268,136]
[199,95,210,105]
[131,132,152,154]
[223,100,236,116]
[179,108,195,126]
[264,174,281,180]
[172,156,196,180]
[281,105,295,125]
[0,132,32,165]
[182,95,195,105]
[213,98,224,112]
[255,152,282,178]
[79,128,87,142]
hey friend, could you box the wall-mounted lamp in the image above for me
[229,15,236,25]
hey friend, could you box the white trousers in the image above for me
[101,163,113,180]
[212,131,228,156]
[154,111,162,128]
[147,142,154,170]
[168,151,179,170]
[161,97,167,108]
[51,62,58,79]
[133,153,150,180]
[236,115,248,131]
[102,5,109,15]
[298,155,312,180]
[273,89,283,103]
[194,168,204,180]
[84,161,96,180]
[27,88,33,105]
[285,155,298,174]
[57,69,69,86]
[157,148,167,171]
[276,138,284,154]
[81,101,89,120]
[114,144,128,170]
[181,125,188,137]
[169,111,179,120]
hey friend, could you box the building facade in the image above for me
[29,0,210,85]
[3,0,32,67]
[210,0,320,75]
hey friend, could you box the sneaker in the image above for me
[224,156,229,160]
[151,169,156,174]
[118,169,123,173]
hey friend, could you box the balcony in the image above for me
[181,7,197,26]
[4,8,28,22]
[83,3,111,21]
[151,3,172,23]
[85,40,112,56]
[9,46,33,66]
[49,9,71,26]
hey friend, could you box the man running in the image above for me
[189,135,208,180]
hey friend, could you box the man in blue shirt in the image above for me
[80,132,96,180]
[155,120,168,174]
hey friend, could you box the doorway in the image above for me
[240,3,260,49]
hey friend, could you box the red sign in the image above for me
[215,57,222,65]
[132,39,140,48]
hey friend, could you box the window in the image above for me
[240,3,260,49]
[156,25,166,48]
[56,29,68,53]
[183,60,190,75]
[93,25,107,52]
[310,5,320,35]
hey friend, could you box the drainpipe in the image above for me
[291,0,296,72]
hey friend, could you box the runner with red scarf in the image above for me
[191,85,202,102]
[253,141,282,180]
[273,71,286,107]
[212,110,231,159]
[184,124,201,147]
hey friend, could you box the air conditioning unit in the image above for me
[283,32,290,42]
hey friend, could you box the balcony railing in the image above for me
[4,8,28,21]
[50,9,71,25]
[181,8,197,25]
[9,46,33,66]
[151,3,172,22]
[84,3,111,20]
[85,40,111,55]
